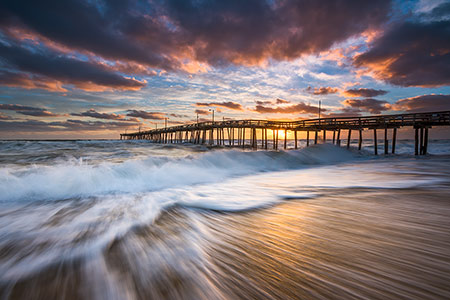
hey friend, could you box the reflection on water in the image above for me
[0,141,450,299]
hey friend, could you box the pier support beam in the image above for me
[420,127,424,155]
[384,128,389,154]
[347,129,352,149]
[323,129,326,143]
[275,130,279,150]
[314,130,318,144]
[423,127,429,155]
[265,129,268,149]
[284,129,287,149]
[332,131,336,144]
[294,130,298,149]
[337,129,341,146]
[374,129,378,155]
[414,128,419,155]
[392,128,397,154]
[358,129,362,150]
[306,131,310,147]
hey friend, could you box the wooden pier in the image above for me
[120,111,450,155]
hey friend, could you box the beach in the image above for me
[1,140,450,299]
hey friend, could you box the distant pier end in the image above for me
[120,111,450,155]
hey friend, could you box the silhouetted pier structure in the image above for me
[120,111,450,155]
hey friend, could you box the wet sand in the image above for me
[2,186,450,300]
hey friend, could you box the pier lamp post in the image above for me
[318,100,321,119]
[209,109,215,124]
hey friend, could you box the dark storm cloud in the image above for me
[0,70,67,92]
[0,41,146,91]
[342,98,389,114]
[0,103,60,117]
[0,0,175,70]
[354,4,450,87]
[196,101,243,111]
[344,88,388,97]
[194,109,210,115]
[393,94,450,112]
[254,102,323,114]
[0,0,391,91]
[0,119,140,132]
[163,0,391,64]
[169,113,188,118]
[71,109,125,120]
[306,86,339,95]
[126,110,166,120]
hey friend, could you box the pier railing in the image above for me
[120,111,450,155]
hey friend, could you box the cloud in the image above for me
[169,113,188,118]
[392,94,450,112]
[276,98,290,104]
[354,5,450,87]
[196,101,243,110]
[126,110,166,120]
[324,109,362,118]
[194,109,210,115]
[306,86,339,95]
[0,103,60,117]
[0,0,391,92]
[342,98,390,114]
[0,40,147,92]
[343,88,388,97]
[0,119,140,132]
[254,102,323,114]
[0,112,13,120]
[71,109,125,120]
[255,100,273,105]
[0,70,67,92]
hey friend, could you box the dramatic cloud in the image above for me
[0,119,140,132]
[0,41,146,92]
[254,102,323,114]
[344,88,388,97]
[0,70,67,92]
[194,109,210,115]
[342,98,390,114]
[126,110,166,120]
[393,94,450,112]
[71,109,127,121]
[196,101,243,111]
[354,4,450,87]
[306,86,339,95]
[0,104,60,117]
[169,113,188,118]
[0,0,391,92]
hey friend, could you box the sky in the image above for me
[0,0,449,139]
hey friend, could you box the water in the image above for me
[0,140,450,299]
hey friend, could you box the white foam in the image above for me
[0,144,357,203]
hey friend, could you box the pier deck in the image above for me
[120,111,450,155]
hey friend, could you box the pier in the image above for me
[120,111,450,155]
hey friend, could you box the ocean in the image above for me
[0,139,450,299]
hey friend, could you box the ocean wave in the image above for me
[0,144,358,203]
